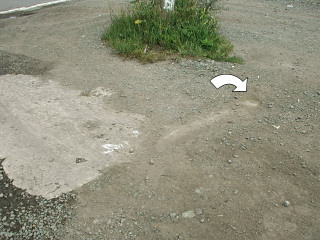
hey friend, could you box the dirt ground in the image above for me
[0,0,319,239]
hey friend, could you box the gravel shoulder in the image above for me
[0,0,319,239]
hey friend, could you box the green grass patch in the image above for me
[102,0,241,63]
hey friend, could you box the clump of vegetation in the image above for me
[102,0,242,63]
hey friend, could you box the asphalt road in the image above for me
[0,0,69,12]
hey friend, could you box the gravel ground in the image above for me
[0,0,319,239]
[0,158,76,239]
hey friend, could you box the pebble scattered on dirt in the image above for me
[0,0,319,239]
[283,200,291,207]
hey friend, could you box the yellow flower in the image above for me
[134,19,144,24]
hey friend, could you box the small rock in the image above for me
[200,218,205,223]
[129,148,134,153]
[0,156,6,161]
[169,213,176,218]
[133,192,139,197]
[96,133,104,138]
[195,188,201,194]
[93,219,100,224]
[149,159,155,165]
[76,157,87,163]
[283,200,290,207]
[182,210,195,218]
[227,159,233,164]
[233,189,239,195]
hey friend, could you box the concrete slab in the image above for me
[0,75,145,199]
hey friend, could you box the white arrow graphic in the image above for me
[211,74,248,92]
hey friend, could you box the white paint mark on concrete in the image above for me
[169,130,178,136]
[102,144,123,154]
[132,130,140,136]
